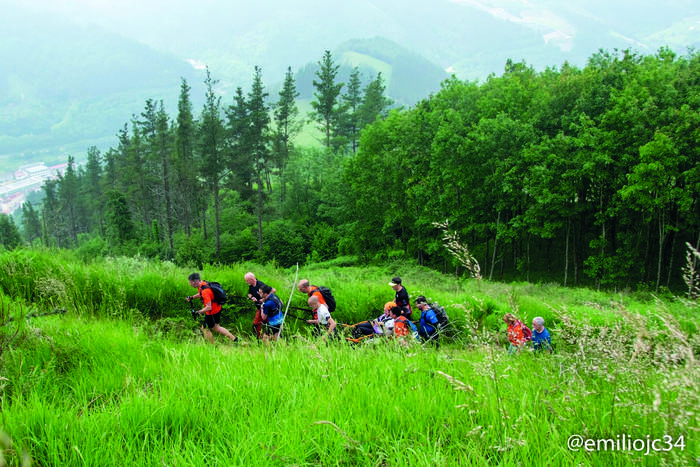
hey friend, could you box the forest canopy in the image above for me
[8,48,700,292]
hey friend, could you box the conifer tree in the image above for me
[175,78,199,236]
[198,67,225,257]
[339,67,362,153]
[57,156,81,245]
[357,72,392,129]
[155,101,175,252]
[247,66,271,253]
[273,66,301,202]
[311,50,344,148]
[20,201,42,245]
[82,146,104,235]
[0,214,22,249]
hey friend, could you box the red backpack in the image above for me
[518,321,533,342]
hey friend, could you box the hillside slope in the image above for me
[0,4,201,167]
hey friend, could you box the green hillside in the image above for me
[0,4,201,167]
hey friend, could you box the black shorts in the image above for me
[264,323,281,335]
[203,312,222,329]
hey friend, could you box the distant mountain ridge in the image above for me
[0,3,200,168]
[1,0,698,170]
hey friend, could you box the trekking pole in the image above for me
[277,262,299,340]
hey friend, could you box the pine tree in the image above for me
[82,146,104,235]
[20,201,42,244]
[175,78,199,236]
[57,156,81,245]
[357,72,392,129]
[0,214,22,249]
[311,50,344,148]
[41,179,62,247]
[273,66,301,203]
[247,66,271,253]
[225,87,254,199]
[198,67,225,258]
[339,67,362,153]
[156,101,175,252]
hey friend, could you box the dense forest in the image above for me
[2,48,699,291]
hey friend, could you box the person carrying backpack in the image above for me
[388,306,417,347]
[389,276,413,319]
[245,272,276,340]
[503,313,529,355]
[186,273,238,345]
[298,279,336,336]
[260,284,284,341]
[306,295,338,341]
[415,295,440,347]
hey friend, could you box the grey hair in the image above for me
[533,316,545,326]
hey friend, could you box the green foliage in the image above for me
[0,214,22,250]
[173,231,211,270]
[310,223,341,262]
[219,229,257,264]
[19,47,700,291]
[75,234,109,263]
[261,220,308,268]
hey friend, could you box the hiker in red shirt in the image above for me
[187,273,238,345]
[389,306,413,347]
[503,313,526,355]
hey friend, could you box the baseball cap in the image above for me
[389,276,402,286]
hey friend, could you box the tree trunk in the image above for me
[489,211,501,281]
[564,219,570,287]
[257,175,264,253]
[656,209,666,292]
[161,144,174,251]
[214,179,221,260]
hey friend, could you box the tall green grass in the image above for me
[0,249,698,465]
[0,249,698,339]
[0,313,697,466]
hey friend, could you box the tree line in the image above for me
[4,48,700,291]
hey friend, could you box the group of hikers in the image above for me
[186,271,553,353]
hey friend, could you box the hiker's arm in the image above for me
[197,301,211,315]
[327,318,336,334]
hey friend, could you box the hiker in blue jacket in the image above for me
[415,295,439,346]
[260,284,284,342]
[531,316,553,353]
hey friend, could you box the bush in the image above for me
[310,223,340,262]
[261,220,308,268]
[219,229,257,264]
[75,235,109,263]
[173,231,211,269]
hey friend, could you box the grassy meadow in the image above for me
[0,249,698,466]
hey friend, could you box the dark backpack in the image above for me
[430,302,450,330]
[311,286,336,312]
[267,294,284,317]
[202,281,228,305]
[518,320,532,341]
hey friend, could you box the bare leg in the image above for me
[212,324,237,342]
[201,326,214,344]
